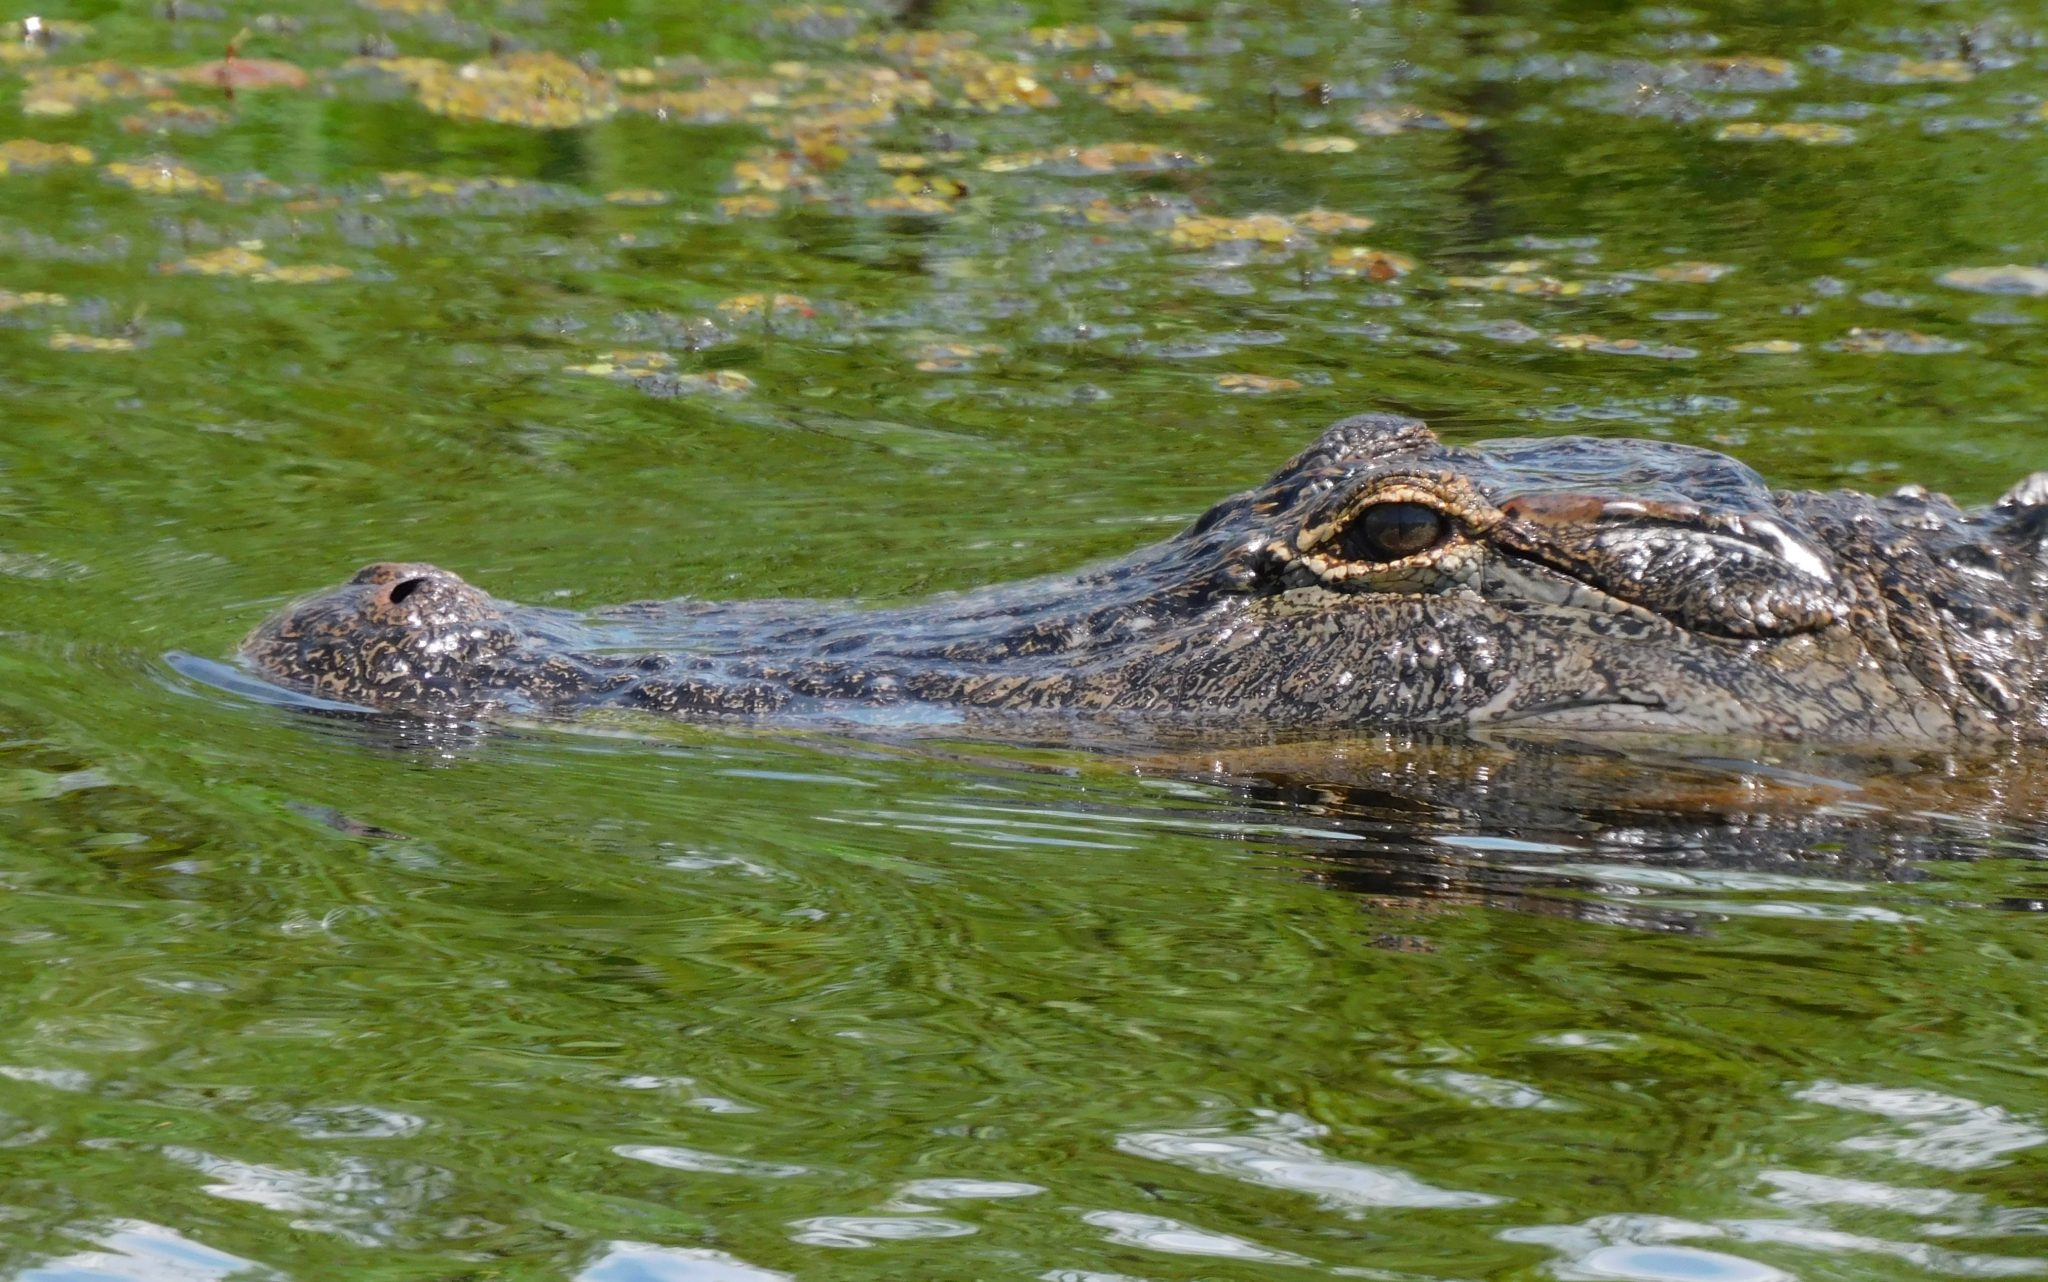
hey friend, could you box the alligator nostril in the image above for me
[388,577,428,605]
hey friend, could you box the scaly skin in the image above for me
[239,415,2048,742]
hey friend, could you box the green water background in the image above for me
[1,1,2045,1278]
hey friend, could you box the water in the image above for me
[2,1,2046,1278]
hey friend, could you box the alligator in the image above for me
[240,414,2048,743]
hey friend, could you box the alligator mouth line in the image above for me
[1270,552,1680,632]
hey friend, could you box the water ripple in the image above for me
[1116,1110,1504,1213]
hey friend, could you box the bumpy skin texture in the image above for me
[240,415,2048,742]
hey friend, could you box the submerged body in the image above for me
[242,415,2048,742]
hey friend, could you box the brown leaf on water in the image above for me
[176,58,309,90]
[1636,261,1735,283]
[1728,339,1804,354]
[255,264,352,284]
[119,101,230,135]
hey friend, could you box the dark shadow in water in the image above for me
[1135,734,2048,930]
[167,649,2048,928]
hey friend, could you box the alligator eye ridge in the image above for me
[1334,502,1449,562]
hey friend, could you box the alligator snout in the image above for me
[242,561,520,709]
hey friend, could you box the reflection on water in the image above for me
[0,707,2044,1278]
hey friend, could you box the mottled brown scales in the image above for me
[239,415,2048,744]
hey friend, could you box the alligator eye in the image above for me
[1334,502,1448,562]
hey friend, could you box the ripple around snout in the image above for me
[161,651,385,715]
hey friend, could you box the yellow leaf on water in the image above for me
[1714,121,1855,145]
[50,331,135,352]
[1279,136,1358,154]
[1216,374,1302,394]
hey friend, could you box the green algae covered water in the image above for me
[3,1,2048,1278]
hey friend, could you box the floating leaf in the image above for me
[769,5,866,39]
[604,188,671,206]
[1549,333,1696,358]
[176,58,309,90]
[102,159,223,197]
[119,101,229,134]
[0,289,65,312]
[1714,121,1855,145]
[1677,55,1800,91]
[1637,261,1735,283]
[49,331,135,352]
[1447,273,1585,296]
[163,246,273,276]
[1937,265,2048,297]
[1279,136,1358,153]
[981,142,1207,174]
[1166,213,1302,250]
[1029,25,1111,51]
[909,341,1003,372]
[23,60,170,116]
[564,350,676,377]
[1823,327,1967,354]
[1293,209,1376,235]
[256,264,352,284]
[1216,374,1302,394]
[957,63,1057,112]
[730,153,821,194]
[0,138,94,171]
[1729,339,1803,354]
[717,293,815,318]
[717,194,780,218]
[1351,105,1478,135]
[1326,247,1417,280]
[415,52,620,128]
[1091,78,1206,113]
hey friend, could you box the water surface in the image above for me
[1,1,2045,1278]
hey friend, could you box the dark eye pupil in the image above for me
[1339,502,1446,561]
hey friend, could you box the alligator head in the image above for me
[240,414,2048,742]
